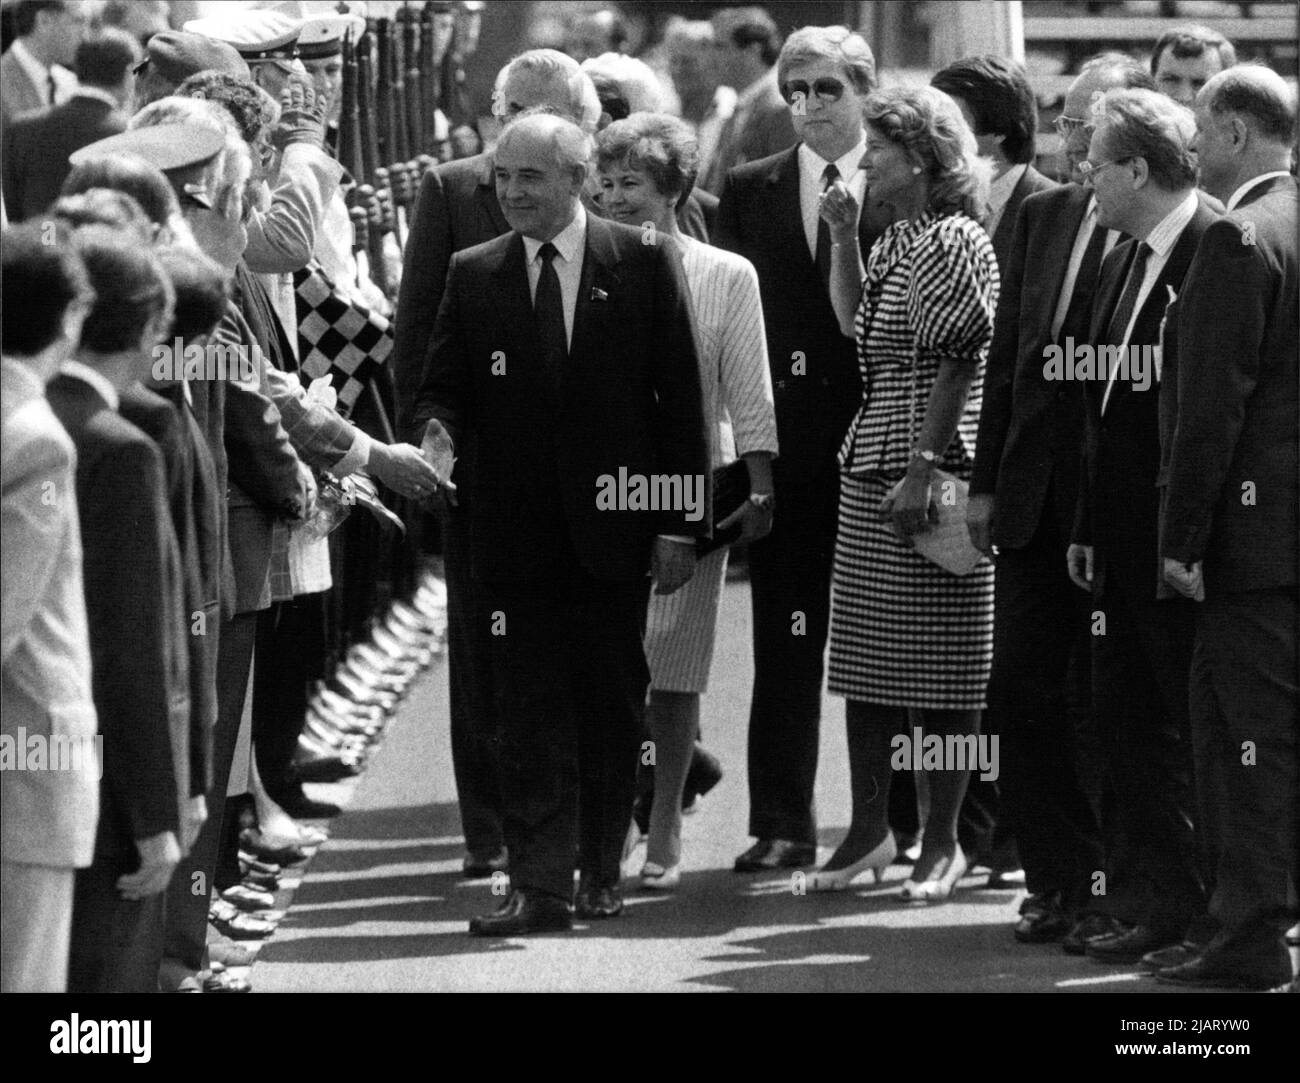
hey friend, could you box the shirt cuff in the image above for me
[333,428,373,477]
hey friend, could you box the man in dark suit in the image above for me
[700,7,796,194]
[967,54,1155,948]
[1066,87,1219,967]
[394,49,604,879]
[715,26,885,872]
[0,0,84,131]
[411,113,709,934]
[47,228,191,994]
[1156,66,1297,992]
[2,28,136,221]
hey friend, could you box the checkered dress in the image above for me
[827,211,999,708]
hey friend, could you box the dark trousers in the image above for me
[443,510,504,855]
[1193,587,1298,971]
[163,611,258,972]
[1092,566,1202,936]
[745,457,839,844]
[68,855,166,994]
[990,507,1102,910]
[253,592,327,800]
[481,571,649,901]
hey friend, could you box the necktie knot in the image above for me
[822,163,840,190]
[538,241,559,265]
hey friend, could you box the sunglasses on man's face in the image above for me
[780,78,845,106]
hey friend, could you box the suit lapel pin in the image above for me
[590,287,609,302]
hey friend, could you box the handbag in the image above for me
[887,347,985,576]
[696,458,750,556]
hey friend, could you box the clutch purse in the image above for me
[696,459,750,556]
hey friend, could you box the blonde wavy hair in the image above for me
[863,85,992,222]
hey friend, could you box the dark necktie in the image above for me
[47,71,57,106]
[1104,241,1151,351]
[815,162,840,289]
[1057,216,1110,346]
[534,241,566,386]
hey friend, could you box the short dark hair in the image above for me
[931,55,1037,164]
[175,71,275,147]
[595,112,700,209]
[50,190,154,242]
[156,245,229,342]
[1203,64,1297,144]
[13,1,65,38]
[1,221,91,356]
[62,153,181,229]
[1079,52,1157,92]
[1151,24,1237,75]
[73,28,140,88]
[71,226,174,354]
[714,6,782,68]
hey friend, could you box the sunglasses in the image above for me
[780,78,845,106]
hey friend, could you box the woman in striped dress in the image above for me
[595,113,779,889]
[813,86,999,900]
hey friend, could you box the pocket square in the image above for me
[590,287,609,302]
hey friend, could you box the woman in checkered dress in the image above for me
[814,86,999,900]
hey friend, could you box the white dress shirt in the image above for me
[59,360,120,411]
[1049,195,1120,343]
[9,39,73,107]
[1225,170,1292,212]
[985,162,1027,238]
[798,134,867,257]
[1101,189,1199,414]
[522,203,587,348]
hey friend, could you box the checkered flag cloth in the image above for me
[294,260,393,416]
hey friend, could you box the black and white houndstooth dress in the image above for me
[827,210,999,708]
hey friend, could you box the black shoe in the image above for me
[734,838,816,872]
[238,828,308,866]
[1140,941,1200,971]
[1063,914,1129,955]
[682,744,723,806]
[1014,892,1070,943]
[1086,924,1179,964]
[468,890,572,936]
[1155,952,1291,991]
[462,849,508,879]
[575,883,624,919]
[271,788,341,820]
[292,737,365,784]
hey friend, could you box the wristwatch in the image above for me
[748,491,775,511]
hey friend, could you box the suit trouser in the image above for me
[1092,567,1202,936]
[746,458,839,845]
[1,860,74,992]
[481,572,648,901]
[253,592,327,800]
[442,509,504,855]
[989,507,1102,910]
[1192,587,1298,970]
[163,611,259,973]
[67,850,166,993]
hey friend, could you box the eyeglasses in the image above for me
[780,78,845,106]
[1053,114,1090,138]
[1077,157,1132,185]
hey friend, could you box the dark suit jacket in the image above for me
[714,145,887,482]
[2,95,127,221]
[120,386,218,799]
[989,165,1057,275]
[1160,174,1298,593]
[394,152,714,435]
[972,183,1092,548]
[1073,193,1219,595]
[410,214,710,583]
[702,76,797,194]
[46,374,189,864]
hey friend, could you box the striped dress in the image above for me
[644,235,778,692]
[827,211,1000,708]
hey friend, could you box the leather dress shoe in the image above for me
[462,849,508,879]
[1063,914,1129,955]
[329,669,398,711]
[575,882,624,919]
[221,883,275,912]
[314,684,387,723]
[1014,892,1071,943]
[270,788,341,820]
[239,828,308,866]
[238,852,281,877]
[1086,924,1179,964]
[207,942,257,968]
[209,900,276,940]
[1140,940,1200,971]
[682,744,723,807]
[734,838,816,872]
[387,600,439,635]
[307,702,379,742]
[293,748,365,784]
[1155,952,1292,991]
[203,971,252,994]
[468,890,572,936]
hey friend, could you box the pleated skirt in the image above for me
[827,473,994,708]
[644,546,729,693]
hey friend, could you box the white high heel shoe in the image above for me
[639,861,682,890]
[808,832,897,892]
[900,845,968,903]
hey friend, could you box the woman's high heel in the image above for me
[900,845,968,903]
[639,861,682,890]
[808,831,897,892]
